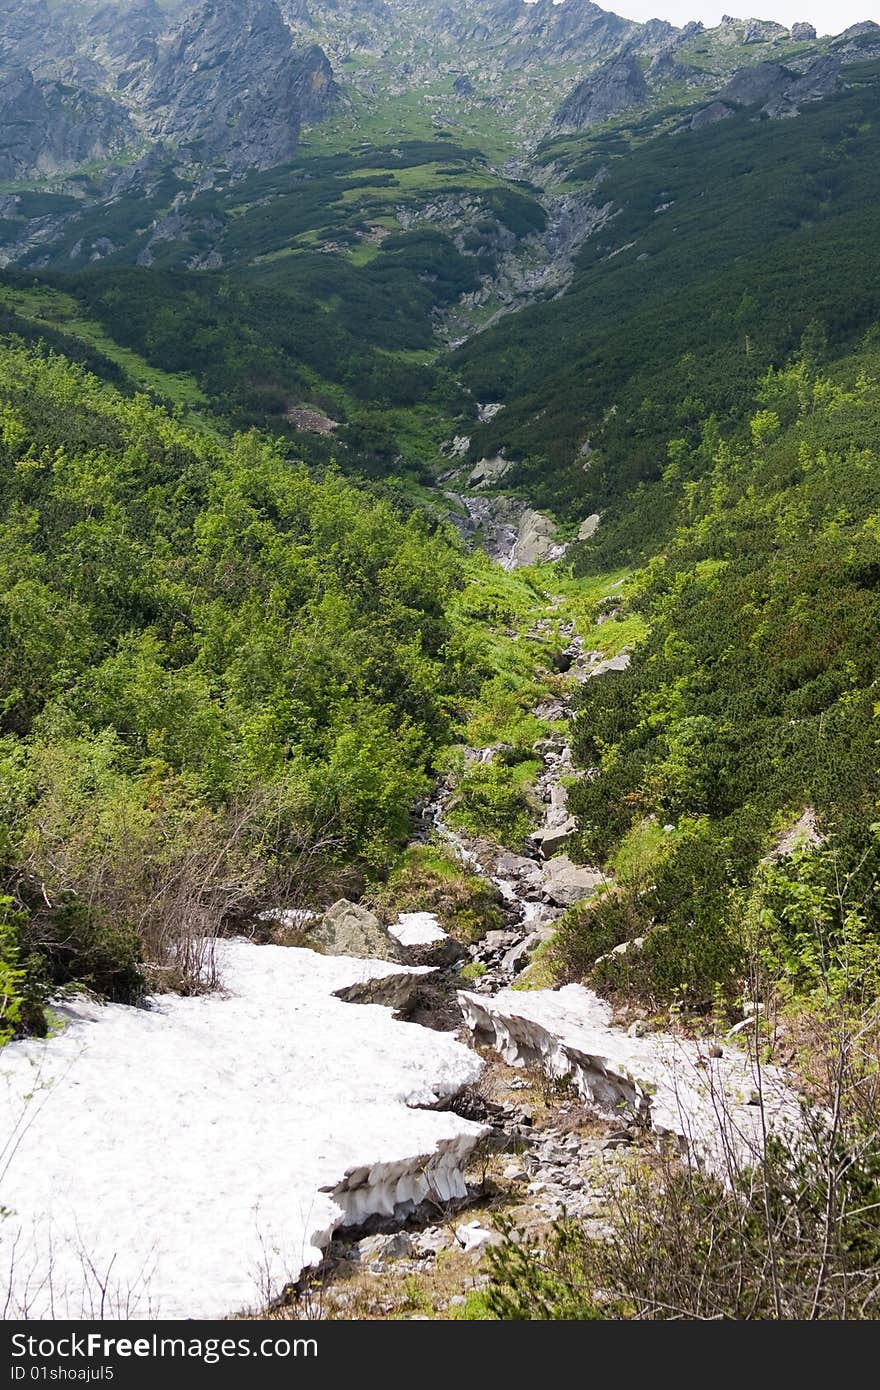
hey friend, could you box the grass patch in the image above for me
[610,817,675,886]
[512,935,559,991]
[0,284,207,411]
[371,843,504,943]
[459,961,488,982]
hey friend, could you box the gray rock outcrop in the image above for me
[0,66,135,179]
[691,100,734,130]
[552,53,648,133]
[508,508,566,569]
[832,20,880,62]
[138,0,335,173]
[647,49,702,87]
[762,55,841,117]
[721,61,791,107]
[542,854,606,907]
[719,56,842,119]
[743,19,788,44]
[468,455,512,488]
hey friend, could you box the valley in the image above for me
[0,0,879,1327]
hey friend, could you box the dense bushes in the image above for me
[447,756,540,850]
[0,343,471,1034]
[558,346,880,1010]
[485,1123,880,1319]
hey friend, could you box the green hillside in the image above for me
[458,64,880,532]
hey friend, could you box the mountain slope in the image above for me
[456,60,880,528]
[559,334,880,1010]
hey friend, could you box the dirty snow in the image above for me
[459,984,802,1175]
[0,940,484,1319]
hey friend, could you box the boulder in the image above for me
[509,508,566,568]
[577,513,601,541]
[455,1221,504,1253]
[542,855,606,906]
[356,1231,413,1264]
[790,22,817,41]
[533,697,569,720]
[531,819,578,858]
[309,899,403,961]
[502,932,547,975]
[468,454,512,487]
[589,651,631,678]
[494,851,543,889]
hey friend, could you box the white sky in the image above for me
[604,3,878,36]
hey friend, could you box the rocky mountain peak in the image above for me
[137,0,336,172]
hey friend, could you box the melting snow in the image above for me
[388,911,448,947]
[459,984,802,1176]
[0,940,484,1319]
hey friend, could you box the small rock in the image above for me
[356,1231,413,1264]
[414,1226,453,1256]
[455,1221,504,1253]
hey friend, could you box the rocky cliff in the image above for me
[135,0,334,172]
[0,66,136,179]
[0,0,337,177]
[551,52,648,133]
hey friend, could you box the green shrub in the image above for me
[0,895,46,1040]
[448,759,539,849]
[372,843,504,943]
[0,343,475,1024]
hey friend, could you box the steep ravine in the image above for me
[419,616,796,1175]
[0,552,799,1320]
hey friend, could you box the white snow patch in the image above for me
[0,940,485,1319]
[388,912,448,947]
[459,985,802,1176]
